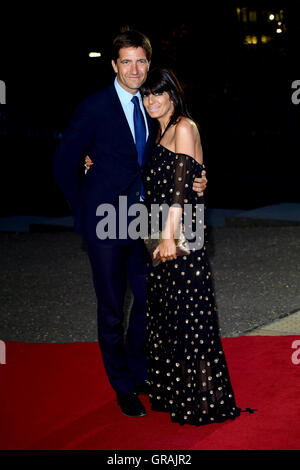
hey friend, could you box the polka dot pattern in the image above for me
[142,144,240,426]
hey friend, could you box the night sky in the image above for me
[0,3,299,215]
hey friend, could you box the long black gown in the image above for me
[142,143,241,426]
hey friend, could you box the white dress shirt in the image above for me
[114,76,149,141]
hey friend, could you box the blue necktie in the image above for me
[132,95,146,199]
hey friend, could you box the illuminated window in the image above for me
[249,11,257,22]
[241,8,248,22]
[244,35,258,45]
[261,35,271,44]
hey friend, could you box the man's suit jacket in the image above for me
[53,83,156,244]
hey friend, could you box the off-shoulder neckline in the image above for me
[156,143,204,167]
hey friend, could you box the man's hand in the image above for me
[84,155,93,171]
[193,170,207,197]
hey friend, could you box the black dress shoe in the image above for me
[135,380,151,395]
[117,393,146,417]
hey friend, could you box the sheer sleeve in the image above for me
[171,153,193,208]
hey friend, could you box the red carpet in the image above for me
[1,336,300,450]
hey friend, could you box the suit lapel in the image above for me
[107,83,156,166]
[108,84,137,154]
[142,112,157,167]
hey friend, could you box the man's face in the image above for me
[112,47,150,94]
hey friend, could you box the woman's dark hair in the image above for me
[140,67,193,128]
[112,30,152,63]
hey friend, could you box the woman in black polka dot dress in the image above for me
[141,68,241,426]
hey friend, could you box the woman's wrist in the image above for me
[162,234,175,242]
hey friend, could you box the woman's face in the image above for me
[143,91,174,120]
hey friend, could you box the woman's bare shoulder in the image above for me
[173,117,197,157]
[175,116,197,133]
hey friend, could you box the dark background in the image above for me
[0,1,299,217]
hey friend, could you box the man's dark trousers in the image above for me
[87,239,149,396]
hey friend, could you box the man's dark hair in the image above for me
[112,29,152,63]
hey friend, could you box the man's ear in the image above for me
[111,60,118,74]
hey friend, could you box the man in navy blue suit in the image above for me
[53,30,207,417]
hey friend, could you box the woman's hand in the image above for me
[153,238,177,263]
[84,155,94,171]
